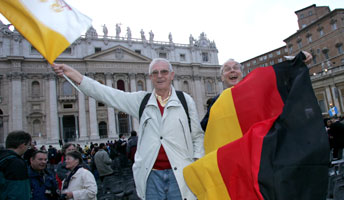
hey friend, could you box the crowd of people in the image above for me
[0,130,138,200]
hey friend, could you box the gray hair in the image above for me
[220,58,242,75]
[148,58,173,75]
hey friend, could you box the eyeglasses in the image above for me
[151,69,170,76]
[223,65,241,72]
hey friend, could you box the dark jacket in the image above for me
[28,167,58,200]
[200,95,219,131]
[0,150,31,200]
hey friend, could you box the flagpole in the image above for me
[63,74,83,94]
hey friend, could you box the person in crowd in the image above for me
[326,117,344,160]
[116,134,128,168]
[94,143,114,182]
[0,130,32,200]
[127,130,138,165]
[61,151,97,200]
[28,150,58,200]
[201,51,313,131]
[90,146,100,180]
[52,57,204,200]
[47,145,57,171]
[24,142,37,165]
[56,143,77,189]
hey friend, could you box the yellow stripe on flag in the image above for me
[204,88,243,154]
[0,0,91,64]
[183,150,231,200]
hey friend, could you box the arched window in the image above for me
[33,119,41,137]
[98,121,108,138]
[63,81,73,95]
[117,80,125,91]
[137,80,144,91]
[183,81,189,93]
[32,81,40,97]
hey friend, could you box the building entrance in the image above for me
[63,115,76,142]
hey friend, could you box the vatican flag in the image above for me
[0,0,92,64]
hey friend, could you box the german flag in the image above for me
[184,52,330,200]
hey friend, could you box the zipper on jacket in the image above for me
[139,118,151,146]
[179,119,189,152]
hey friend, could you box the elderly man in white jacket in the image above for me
[52,58,204,200]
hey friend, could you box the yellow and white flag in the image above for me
[0,0,92,64]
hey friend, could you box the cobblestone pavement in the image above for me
[97,158,139,200]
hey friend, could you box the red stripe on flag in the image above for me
[232,66,284,135]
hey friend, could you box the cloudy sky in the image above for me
[0,0,342,63]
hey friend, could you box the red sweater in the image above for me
[152,100,172,170]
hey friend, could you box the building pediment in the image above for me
[84,45,151,62]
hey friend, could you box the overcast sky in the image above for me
[0,0,342,63]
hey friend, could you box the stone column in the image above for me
[145,74,152,92]
[78,91,88,140]
[173,75,180,90]
[332,86,342,116]
[106,73,117,139]
[74,115,79,140]
[129,73,139,132]
[59,116,64,142]
[87,73,99,140]
[216,77,223,94]
[193,75,205,117]
[8,72,23,131]
[47,73,59,142]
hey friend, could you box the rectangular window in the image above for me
[159,52,167,58]
[278,58,283,63]
[307,36,312,43]
[95,47,101,53]
[63,104,73,109]
[289,46,293,54]
[297,41,302,49]
[263,55,267,60]
[276,50,281,55]
[259,57,263,61]
[135,50,141,54]
[312,56,317,64]
[269,53,273,58]
[252,60,256,64]
[202,52,209,62]
[324,52,329,59]
[337,45,343,54]
[180,54,186,61]
[269,60,274,65]
[319,29,324,37]
[318,100,326,113]
[332,23,337,30]
[308,11,312,16]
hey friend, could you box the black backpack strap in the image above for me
[139,93,151,122]
[176,91,191,132]
[139,91,191,132]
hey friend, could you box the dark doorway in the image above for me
[99,121,108,138]
[63,115,76,142]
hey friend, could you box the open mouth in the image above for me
[229,75,238,80]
